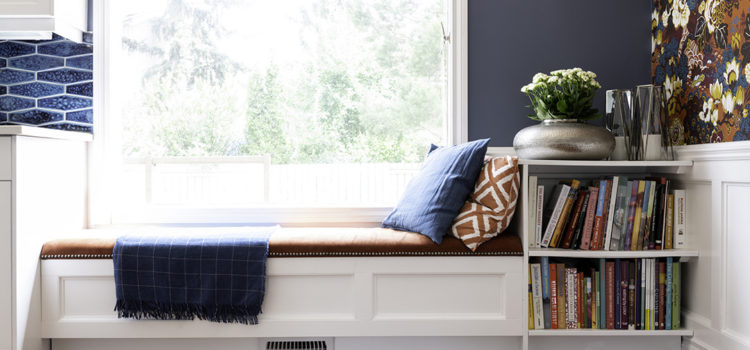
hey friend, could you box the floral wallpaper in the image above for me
[652,0,750,144]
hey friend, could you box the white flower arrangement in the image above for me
[521,68,602,121]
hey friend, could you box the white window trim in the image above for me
[88,0,469,227]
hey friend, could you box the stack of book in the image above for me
[528,257,681,330]
[528,176,687,250]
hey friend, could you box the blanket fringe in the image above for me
[114,299,261,325]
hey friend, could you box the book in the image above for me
[580,186,599,250]
[645,259,651,329]
[541,184,570,247]
[557,264,567,329]
[665,258,673,329]
[649,181,665,250]
[654,260,661,329]
[591,270,601,329]
[665,194,675,250]
[592,179,611,250]
[550,263,558,329]
[529,176,538,248]
[654,178,668,249]
[576,271,586,328]
[566,267,578,329]
[628,259,636,330]
[528,264,534,329]
[644,180,657,249]
[550,180,581,247]
[674,189,687,248]
[605,261,615,329]
[536,184,545,248]
[659,261,666,329]
[570,190,591,249]
[604,176,621,250]
[599,258,606,328]
[638,181,654,250]
[672,261,680,330]
[541,257,551,329]
[624,180,639,250]
[614,259,621,328]
[585,276,592,328]
[620,261,629,329]
[611,178,630,251]
[560,189,587,249]
[660,179,671,249]
[637,258,643,329]
[630,181,646,250]
[530,263,544,329]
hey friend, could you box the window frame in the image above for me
[88,0,469,227]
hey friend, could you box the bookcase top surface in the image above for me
[519,160,693,167]
[528,248,699,259]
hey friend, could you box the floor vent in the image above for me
[265,340,329,349]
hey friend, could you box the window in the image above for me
[92,0,467,225]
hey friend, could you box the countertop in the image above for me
[0,125,93,142]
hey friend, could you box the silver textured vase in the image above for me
[513,119,615,160]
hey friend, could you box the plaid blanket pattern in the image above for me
[113,228,274,324]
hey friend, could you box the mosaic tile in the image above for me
[66,109,93,123]
[9,55,64,71]
[66,55,93,70]
[9,109,63,125]
[38,96,91,110]
[0,96,34,111]
[66,82,92,97]
[9,82,64,98]
[0,69,35,84]
[37,68,92,84]
[41,122,92,133]
[37,41,92,57]
[0,86,5,95]
[0,42,35,58]
[0,113,6,122]
[0,59,5,68]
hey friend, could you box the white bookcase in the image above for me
[517,159,696,350]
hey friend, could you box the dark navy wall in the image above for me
[468,0,652,146]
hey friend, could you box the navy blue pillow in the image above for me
[382,138,490,244]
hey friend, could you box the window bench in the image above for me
[40,228,524,339]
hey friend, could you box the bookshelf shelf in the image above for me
[528,329,693,337]
[520,160,693,174]
[528,248,699,260]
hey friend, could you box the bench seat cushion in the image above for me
[40,227,523,259]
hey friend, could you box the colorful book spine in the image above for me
[550,263,558,329]
[566,268,578,329]
[581,186,599,250]
[624,180,638,250]
[614,259,621,328]
[639,181,653,250]
[665,258,673,329]
[612,179,631,251]
[620,261,629,329]
[551,180,581,247]
[536,185,545,247]
[570,190,591,249]
[665,194,674,250]
[604,176,621,250]
[654,260,661,329]
[593,270,600,329]
[628,260,636,330]
[541,257,551,329]
[672,261,680,330]
[541,184,571,247]
[659,261,666,329]
[528,265,534,329]
[599,258,606,328]
[577,272,584,328]
[630,181,645,250]
[592,180,610,250]
[640,257,646,329]
[660,179,671,249]
[645,181,657,250]
[531,263,544,329]
[674,189,686,248]
[606,261,615,329]
[557,264,567,329]
[585,276,592,328]
[561,190,587,249]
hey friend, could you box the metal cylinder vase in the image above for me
[512,119,615,160]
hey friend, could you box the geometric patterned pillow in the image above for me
[451,156,520,251]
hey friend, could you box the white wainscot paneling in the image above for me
[684,181,712,320]
[373,274,505,319]
[263,274,355,320]
[723,182,750,347]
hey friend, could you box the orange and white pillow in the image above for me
[451,156,520,251]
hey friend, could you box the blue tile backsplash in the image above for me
[0,34,92,133]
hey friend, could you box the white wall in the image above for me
[676,141,750,350]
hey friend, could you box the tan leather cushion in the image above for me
[451,156,520,251]
[40,228,523,259]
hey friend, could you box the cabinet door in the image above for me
[0,0,51,16]
[0,138,10,181]
[0,182,9,350]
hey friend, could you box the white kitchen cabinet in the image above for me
[0,0,89,42]
[0,127,90,350]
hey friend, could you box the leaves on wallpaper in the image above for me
[715,24,728,49]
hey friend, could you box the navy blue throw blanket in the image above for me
[113,228,275,324]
